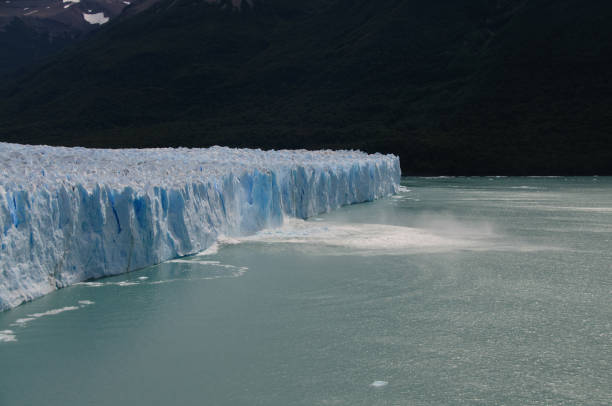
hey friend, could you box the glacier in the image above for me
[0,143,400,311]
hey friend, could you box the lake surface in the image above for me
[1,177,611,405]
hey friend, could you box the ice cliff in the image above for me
[0,143,400,311]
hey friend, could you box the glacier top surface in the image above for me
[0,143,398,190]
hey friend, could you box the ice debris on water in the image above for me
[0,329,17,342]
[0,143,400,311]
[370,381,388,388]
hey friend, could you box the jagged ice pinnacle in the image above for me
[0,143,400,311]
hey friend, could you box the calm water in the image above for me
[1,177,612,405]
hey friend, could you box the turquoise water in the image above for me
[1,177,611,405]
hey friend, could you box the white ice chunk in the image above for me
[116,281,139,287]
[12,317,35,326]
[370,381,388,387]
[0,330,17,342]
[79,282,105,287]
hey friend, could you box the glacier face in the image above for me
[0,143,400,311]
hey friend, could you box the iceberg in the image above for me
[0,143,400,311]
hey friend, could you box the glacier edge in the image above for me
[0,143,400,311]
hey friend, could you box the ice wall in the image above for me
[0,143,400,311]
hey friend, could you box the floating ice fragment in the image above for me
[370,381,388,388]
[12,317,35,326]
[79,282,105,287]
[0,330,17,342]
[116,281,139,287]
[28,306,79,318]
[196,242,220,256]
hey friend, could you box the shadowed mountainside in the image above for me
[1,0,611,174]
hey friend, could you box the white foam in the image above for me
[75,263,246,289]
[78,280,139,287]
[165,256,249,281]
[79,282,105,287]
[237,219,475,255]
[231,217,555,255]
[370,381,388,387]
[116,281,139,287]
[28,306,79,318]
[516,205,612,213]
[150,280,175,285]
[195,237,240,256]
[196,242,220,256]
[11,317,34,326]
[169,259,236,268]
[148,269,247,285]
[0,330,17,342]
[6,301,93,330]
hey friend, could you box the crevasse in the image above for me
[0,143,400,311]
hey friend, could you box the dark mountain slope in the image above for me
[0,17,76,77]
[0,0,146,77]
[1,0,611,174]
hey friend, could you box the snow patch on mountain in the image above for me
[83,11,109,24]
